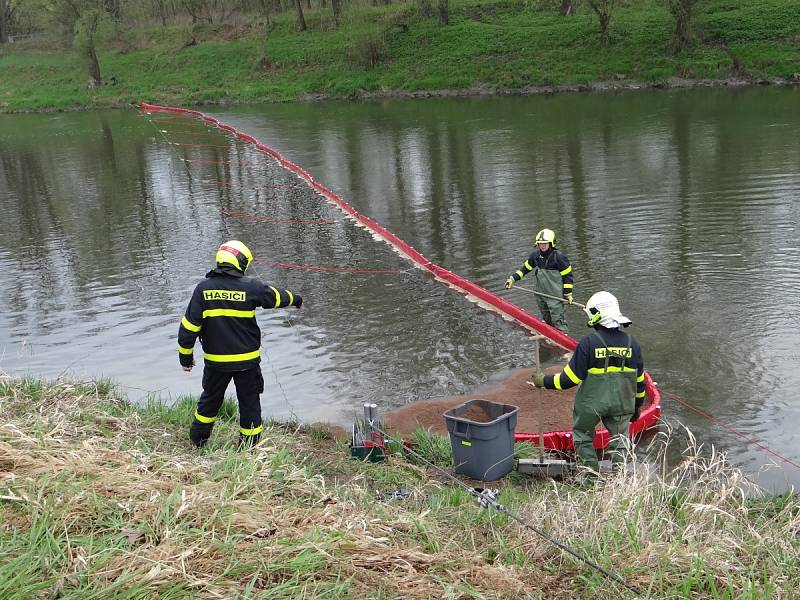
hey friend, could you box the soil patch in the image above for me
[386,366,577,436]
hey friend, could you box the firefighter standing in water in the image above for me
[178,240,303,448]
[504,228,573,334]
[531,291,646,473]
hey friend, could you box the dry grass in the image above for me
[1,379,798,598]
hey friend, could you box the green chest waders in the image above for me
[533,256,568,333]
[571,331,637,471]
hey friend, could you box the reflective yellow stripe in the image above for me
[204,350,260,363]
[194,411,217,424]
[270,286,281,308]
[559,265,573,276]
[178,345,194,355]
[587,366,637,374]
[637,374,645,383]
[287,291,294,307]
[636,391,646,399]
[181,316,201,332]
[202,309,256,319]
[515,270,524,278]
[553,373,563,390]
[563,283,574,289]
[523,261,532,270]
[240,425,264,436]
[564,365,582,385]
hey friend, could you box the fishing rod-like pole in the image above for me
[511,284,586,309]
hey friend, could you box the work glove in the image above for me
[564,293,573,304]
[505,276,515,289]
[292,294,303,308]
[530,372,545,388]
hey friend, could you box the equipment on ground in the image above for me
[350,403,387,462]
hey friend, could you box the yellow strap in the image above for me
[270,286,281,308]
[553,373,562,390]
[178,345,194,355]
[287,291,294,307]
[563,283,574,290]
[563,365,582,385]
[204,350,261,363]
[559,265,573,276]
[202,308,256,319]
[194,411,217,424]
[515,270,524,278]
[240,425,264,436]
[636,391,646,399]
[523,261,532,270]
[181,316,201,332]
[637,373,645,383]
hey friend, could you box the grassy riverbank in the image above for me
[1,378,798,598]
[1,0,799,113]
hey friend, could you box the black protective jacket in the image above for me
[178,266,300,372]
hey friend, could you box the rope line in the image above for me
[658,387,800,471]
[252,256,405,275]
[373,425,642,596]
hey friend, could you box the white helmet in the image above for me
[585,291,631,328]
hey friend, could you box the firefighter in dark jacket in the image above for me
[178,240,302,448]
[531,291,646,473]
[504,228,573,334]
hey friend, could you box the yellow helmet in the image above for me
[534,228,556,247]
[215,240,253,274]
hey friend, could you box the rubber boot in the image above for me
[189,420,214,448]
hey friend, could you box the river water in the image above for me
[1,88,799,489]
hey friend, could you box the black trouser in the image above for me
[189,365,264,447]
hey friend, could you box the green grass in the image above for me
[1,378,799,597]
[1,0,799,112]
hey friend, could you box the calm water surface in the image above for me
[1,88,799,489]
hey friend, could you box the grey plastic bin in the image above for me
[444,399,519,481]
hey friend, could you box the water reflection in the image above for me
[1,88,799,489]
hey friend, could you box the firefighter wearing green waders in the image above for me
[531,291,646,473]
[504,228,573,334]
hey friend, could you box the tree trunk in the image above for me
[669,0,696,51]
[331,0,340,25]
[306,0,310,9]
[0,0,8,44]
[294,0,306,31]
[86,42,102,87]
[437,0,448,25]
[559,0,573,16]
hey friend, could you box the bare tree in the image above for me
[587,0,615,38]
[560,0,574,16]
[293,0,305,31]
[667,0,700,50]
